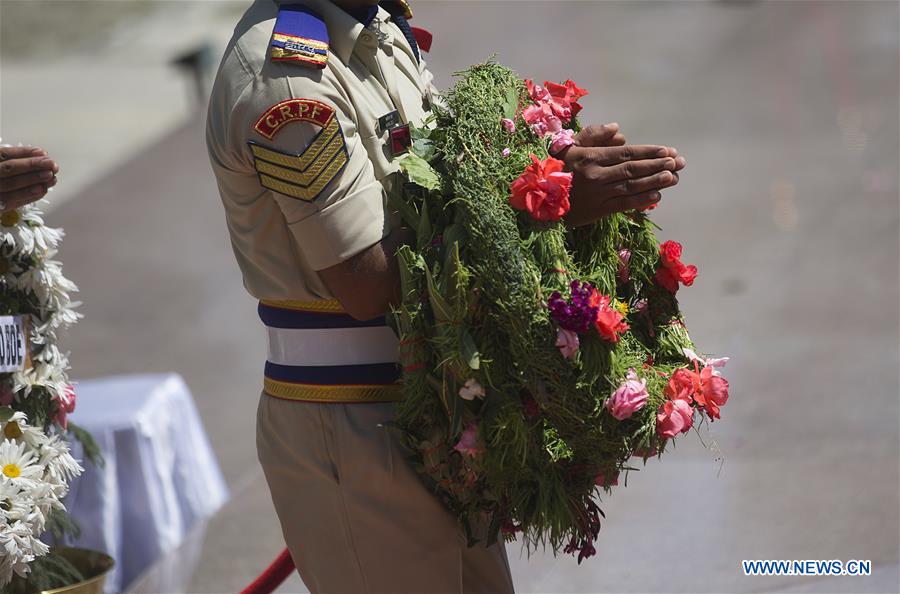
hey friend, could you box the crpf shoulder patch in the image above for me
[270,4,329,68]
[249,102,348,202]
[254,98,334,140]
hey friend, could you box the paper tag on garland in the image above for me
[0,316,29,372]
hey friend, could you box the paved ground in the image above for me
[2,1,898,593]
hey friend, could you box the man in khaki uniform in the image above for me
[207,1,685,592]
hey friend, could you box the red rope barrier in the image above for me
[240,548,295,594]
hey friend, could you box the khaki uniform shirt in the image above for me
[206,0,436,302]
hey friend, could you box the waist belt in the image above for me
[259,299,403,403]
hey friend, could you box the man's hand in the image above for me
[0,146,59,212]
[558,124,686,228]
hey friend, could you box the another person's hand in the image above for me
[0,146,59,213]
[557,124,686,228]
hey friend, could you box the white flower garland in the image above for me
[0,412,82,586]
[0,197,83,587]
[0,202,81,404]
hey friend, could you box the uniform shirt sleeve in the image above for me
[235,66,390,271]
[416,53,445,111]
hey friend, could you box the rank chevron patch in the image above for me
[249,108,348,202]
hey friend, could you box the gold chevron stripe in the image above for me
[258,151,347,200]
[253,135,343,185]
[260,299,345,313]
[250,118,340,171]
[264,378,404,402]
[303,152,348,197]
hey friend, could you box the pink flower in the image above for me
[501,118,516,133]
[606,369,649,420]
[501,147,511,158]
[61,384,77,412]
[549,129,575,155]
[509,154,573,221]
[682,347,730,369]
[523,79,588,138]
[453,421,482,457]
[542,83,573,120]
[458,378,486,401]
[54,385,77,430]
[617,248,632,283]
[525,79,550,103]
[656,398,694,438]
[555,327,579,359]
[522,102,562,137]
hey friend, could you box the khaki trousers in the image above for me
[256,393,516,594]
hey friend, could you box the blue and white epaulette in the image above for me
[270,4,329,69]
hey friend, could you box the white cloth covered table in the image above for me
[62,374,229,593]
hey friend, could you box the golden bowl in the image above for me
[40,548,114,594]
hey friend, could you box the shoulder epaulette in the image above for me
[270,4,329,69]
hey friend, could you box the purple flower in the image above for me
[501,147,511,158]
[547,280,598,333]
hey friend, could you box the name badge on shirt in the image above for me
[0,315,29,372]
[377,110,410,157]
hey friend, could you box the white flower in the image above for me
[2,413,49,450]
[0,440,43,486]
[0,479,32,522]
[0,415,81,587]
[39,434,82,485]
[458,378,486,401]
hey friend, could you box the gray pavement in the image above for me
[2,1,898,593]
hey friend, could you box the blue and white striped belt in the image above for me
[259,299,403,403]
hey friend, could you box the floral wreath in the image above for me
[387,62,731,561]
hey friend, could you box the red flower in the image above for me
[655,240,698,293]
[693,365,730,420]
[588,289,629,342]
[660,240,683,266]
[664,368,696,402]
[663,363,730,420]
[509,154,573,221]
[525,79,589,124]
[545,79,589,119]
